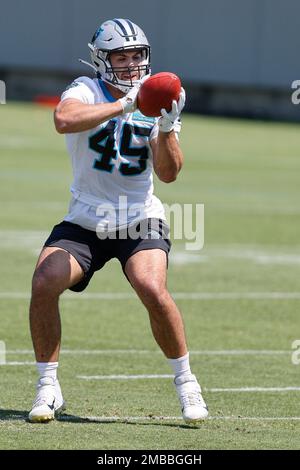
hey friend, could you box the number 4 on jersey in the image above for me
[89,120,151,176]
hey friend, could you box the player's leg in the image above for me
[125,248,186,359]
[29,246,84,422]
[30,246,84,362]
[124,248,208,423]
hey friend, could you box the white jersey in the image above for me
[60,76,165,231]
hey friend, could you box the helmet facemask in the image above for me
[106,47,150,93]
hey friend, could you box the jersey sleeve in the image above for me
[61,77,95,104]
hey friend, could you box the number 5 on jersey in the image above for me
[89,120,151,176]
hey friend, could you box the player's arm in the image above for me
[54,85,139,134]
[54,98,123,133]
[151,132,183,183]
[151,88,186,183]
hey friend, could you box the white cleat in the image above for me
[174,374,209,424]
[28,376,66,423]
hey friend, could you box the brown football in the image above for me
[137,72,181,117]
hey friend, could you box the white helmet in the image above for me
[88,19,151,94]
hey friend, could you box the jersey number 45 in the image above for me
[89,120,151,176]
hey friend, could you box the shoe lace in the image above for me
[32,385,55,408]
[180,390,206,409]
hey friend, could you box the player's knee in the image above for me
[31,269,64,298]
[137,281,169,308]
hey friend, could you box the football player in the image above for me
[28,18,208,424]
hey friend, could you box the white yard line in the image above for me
[0,361,35,366]
[5,349,291,356]
[189,350,290,355]
[170,252,300,265]
[77,374,174,380]
[76,376,300,392]
[208,387,300,392]
[1,291,300,300]
[1,232,300,264]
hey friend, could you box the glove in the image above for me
[119,84,140,114]
[158,87,186,133]
[119,75,151,114]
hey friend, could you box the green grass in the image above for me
[0,103,300,449]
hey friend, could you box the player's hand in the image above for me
[119,84,140,114]
[140,74,151,85]
[158,87,186,133]
[119,75,150,114]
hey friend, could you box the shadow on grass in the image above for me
[0,410,202,429]
[58,413,201,429]
[0,409,28,421]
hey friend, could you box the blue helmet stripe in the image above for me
[125,19,137,41]
[113,19,130,41]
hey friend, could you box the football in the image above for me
[137,72,181,117]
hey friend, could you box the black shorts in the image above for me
[44,218,171,292]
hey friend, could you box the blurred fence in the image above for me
[0,0,298,120]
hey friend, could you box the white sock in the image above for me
[168,352,191,378]
[36,362,58,382]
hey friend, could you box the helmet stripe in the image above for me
[125,19,137,41]
[113,19,130,41]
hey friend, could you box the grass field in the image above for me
[0,102,300,450]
